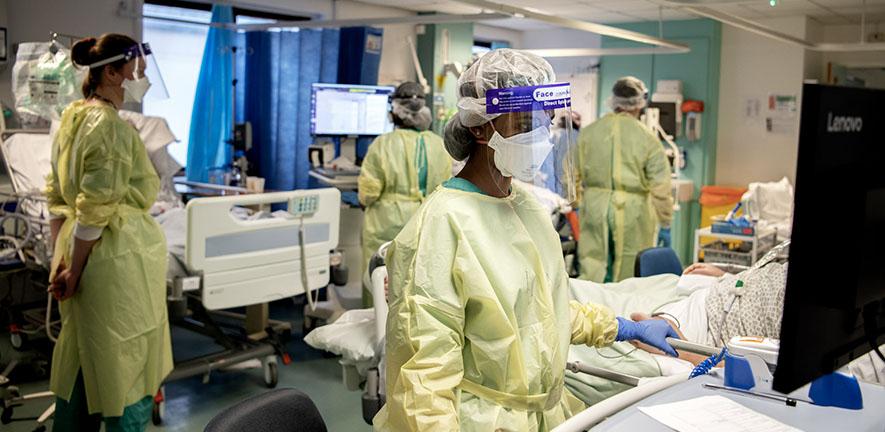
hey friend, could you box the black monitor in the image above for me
[773,84,885,393]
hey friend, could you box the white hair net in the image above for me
[392,99,432,131]
[444,49,556,161]
[607,76,648,112]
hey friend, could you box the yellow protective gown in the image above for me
[373,181,618,432]
[358,128,451,303]
[45,100,173,417]
[577,113,673,283]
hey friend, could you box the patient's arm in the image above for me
[627,312,717,366]
[683,263,727,277]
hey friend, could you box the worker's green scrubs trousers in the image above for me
[52,370,153,432]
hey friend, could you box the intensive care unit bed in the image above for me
[0,115,343,427]
[306,239,885,431]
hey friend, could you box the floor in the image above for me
[2,297,373,431]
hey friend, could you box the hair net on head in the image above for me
[391,81,432,131]
[393,81,424,99]
[444,116,475,161]
[392,100,432,131]
[393,81,426,111]
[456,49,556,128]
[444,49,556,160]
[608,76,648,112]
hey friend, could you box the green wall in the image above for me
[416,23,474,135]
[598,19,722,265]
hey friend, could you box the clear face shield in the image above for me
[88,43,168,102]
[484,83,577,205]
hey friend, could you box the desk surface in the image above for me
[593,374,885,432]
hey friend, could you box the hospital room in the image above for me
[0,0,883,430]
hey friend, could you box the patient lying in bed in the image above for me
[565,262,884,405]
[304,256,883,407]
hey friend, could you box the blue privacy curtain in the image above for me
[186,5,233,182]
[240,29,339,191]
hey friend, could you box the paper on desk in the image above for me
[639,395,803,432]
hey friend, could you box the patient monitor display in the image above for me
[310,83,394,136]
[774,84,885,393]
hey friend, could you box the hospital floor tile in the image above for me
[2,297,372,431]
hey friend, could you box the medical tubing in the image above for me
[690,347,727,379]
[299,216,319,312]
[651,311,681,329]
[45,293,57,343]
[0,213,33,260]
[594,346,638,359]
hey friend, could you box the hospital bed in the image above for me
[0,128,343,426]
[306,238,786,425]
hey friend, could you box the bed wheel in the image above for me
[10,332,26,351]
[2,406,14,425]
[264,361,279,388]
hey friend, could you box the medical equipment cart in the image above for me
[693,226,777,267]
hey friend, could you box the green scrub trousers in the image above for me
[53,370,153,432]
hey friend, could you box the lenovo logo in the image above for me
[827,112,863,133]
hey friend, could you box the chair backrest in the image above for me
[204,388,327,432]
[634,247,683,278]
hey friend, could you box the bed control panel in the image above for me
[290,194,320,216]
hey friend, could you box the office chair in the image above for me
[204,388,327,432]
[634,247,683,277]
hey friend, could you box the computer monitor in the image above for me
[310,83,395,136]
[648,102,677,138]
[773,84,885,393]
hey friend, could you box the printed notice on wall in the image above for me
[765,94,797,134]
[743,98,760,124]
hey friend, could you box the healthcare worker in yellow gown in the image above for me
[45,34,172,431]
[373,50,679,432]
[358,82,451,305]
[577,77,673,283]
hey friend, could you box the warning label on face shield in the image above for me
[486,83,571,114]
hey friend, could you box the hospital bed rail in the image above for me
[557,338,723,431]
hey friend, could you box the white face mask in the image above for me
[487,126,554,182]
[122,75,151,103]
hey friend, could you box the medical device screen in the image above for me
[774,83,885,393]
[310,83,395,136]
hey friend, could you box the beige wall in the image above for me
[715,16,885,188]
[715,16,808,188]
[816,22,885,75]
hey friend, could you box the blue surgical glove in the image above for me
[615,317,680,357]
[657,227,672,248]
